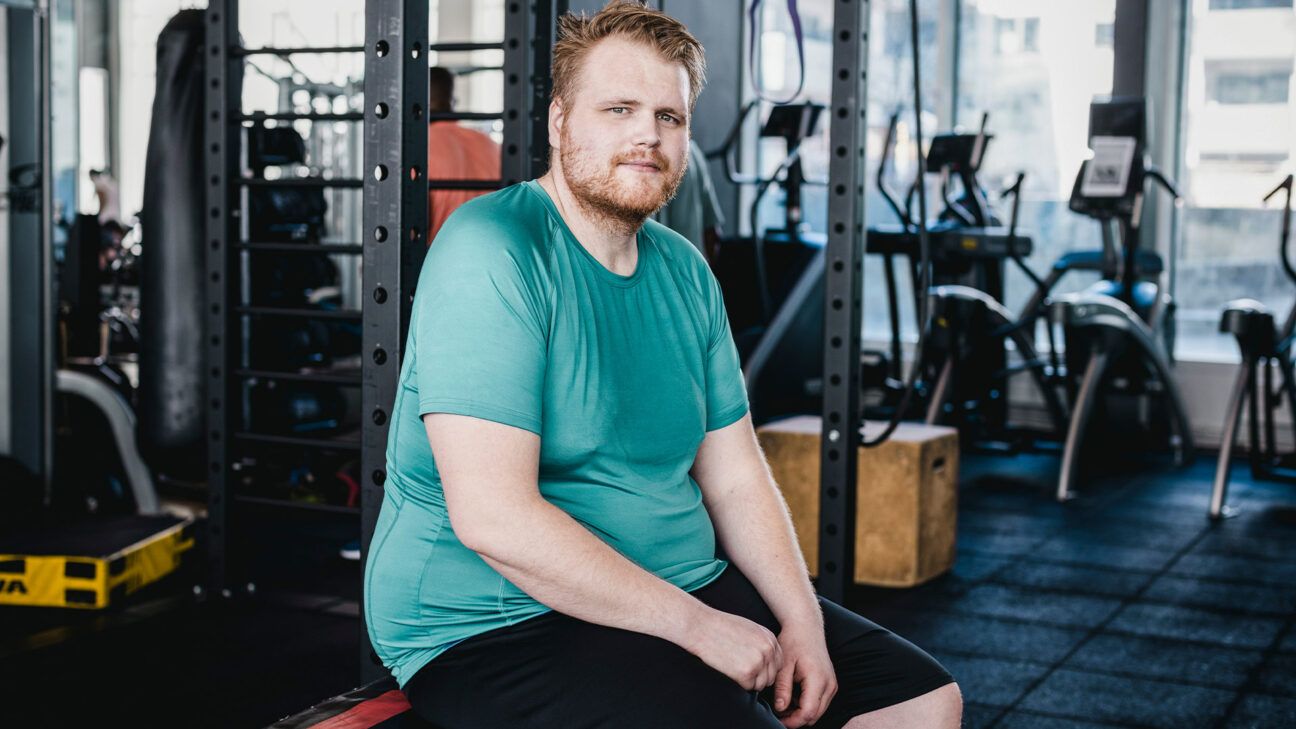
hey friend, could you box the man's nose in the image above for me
[630,113,661,148]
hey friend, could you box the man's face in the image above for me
[551,36,692,228]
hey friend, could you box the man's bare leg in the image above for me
[841,683,962,729]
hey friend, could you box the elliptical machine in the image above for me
[1210,174,1296,519]
[868,113,1069,447]
[1051,97,1195,501]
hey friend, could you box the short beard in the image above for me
[558,128,688,235]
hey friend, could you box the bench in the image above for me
[269,678,437,729]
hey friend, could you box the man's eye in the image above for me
[658,113,678,124]
[610,107,627,114]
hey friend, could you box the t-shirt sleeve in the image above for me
[702,268,749,431]
[413,213,548,434]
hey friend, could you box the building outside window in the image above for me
[956,0,1116,321]
[1205,62,1292,105]
[1209,0,1292,11]
[1175,0,1296,359]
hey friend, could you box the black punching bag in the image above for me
[139,9,206,477]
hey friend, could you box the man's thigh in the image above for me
[403,609,784,729]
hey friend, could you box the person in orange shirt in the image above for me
[426,67,502,244]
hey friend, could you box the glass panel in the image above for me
[956,0,1117,321]
[1175,2,1296,359]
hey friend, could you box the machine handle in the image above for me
[1263,174,1294,287]
[1144,164,1182,201]
[707,100,765,186]
[877,111,913,230]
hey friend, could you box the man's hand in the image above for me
[770,624,838,728]
[684,607,784,692]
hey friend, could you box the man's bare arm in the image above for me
[690,413,823,632]
[424,412,783,690]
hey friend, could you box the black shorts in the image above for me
[402,564,954,728]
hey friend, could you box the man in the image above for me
[425,66,501,244]
[365,3,961,727]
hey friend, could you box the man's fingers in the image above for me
[790,673,828,725]
[764,640,784,690]
[818,680,839,720]
[772,659,796,712]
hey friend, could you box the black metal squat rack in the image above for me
[207,0,867,623]
[204,0,560,602]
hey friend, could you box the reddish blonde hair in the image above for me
[551,1,707,114]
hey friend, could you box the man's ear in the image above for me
[548,97,565,151]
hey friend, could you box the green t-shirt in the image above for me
[364,180,749,687]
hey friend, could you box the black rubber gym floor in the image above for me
[0,453,1292,728]
[854,452,1296,729]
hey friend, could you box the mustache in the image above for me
[612,150,670,171]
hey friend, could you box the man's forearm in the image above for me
[465,496,710,649]
[705,473,823,632]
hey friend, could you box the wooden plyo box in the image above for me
[756,416,959,587]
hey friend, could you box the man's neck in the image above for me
[537,171,640,276]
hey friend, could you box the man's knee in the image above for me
[847,681,962,728]
[917,682,962,724]
[937,682,963,714]
[905,682,962,727]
